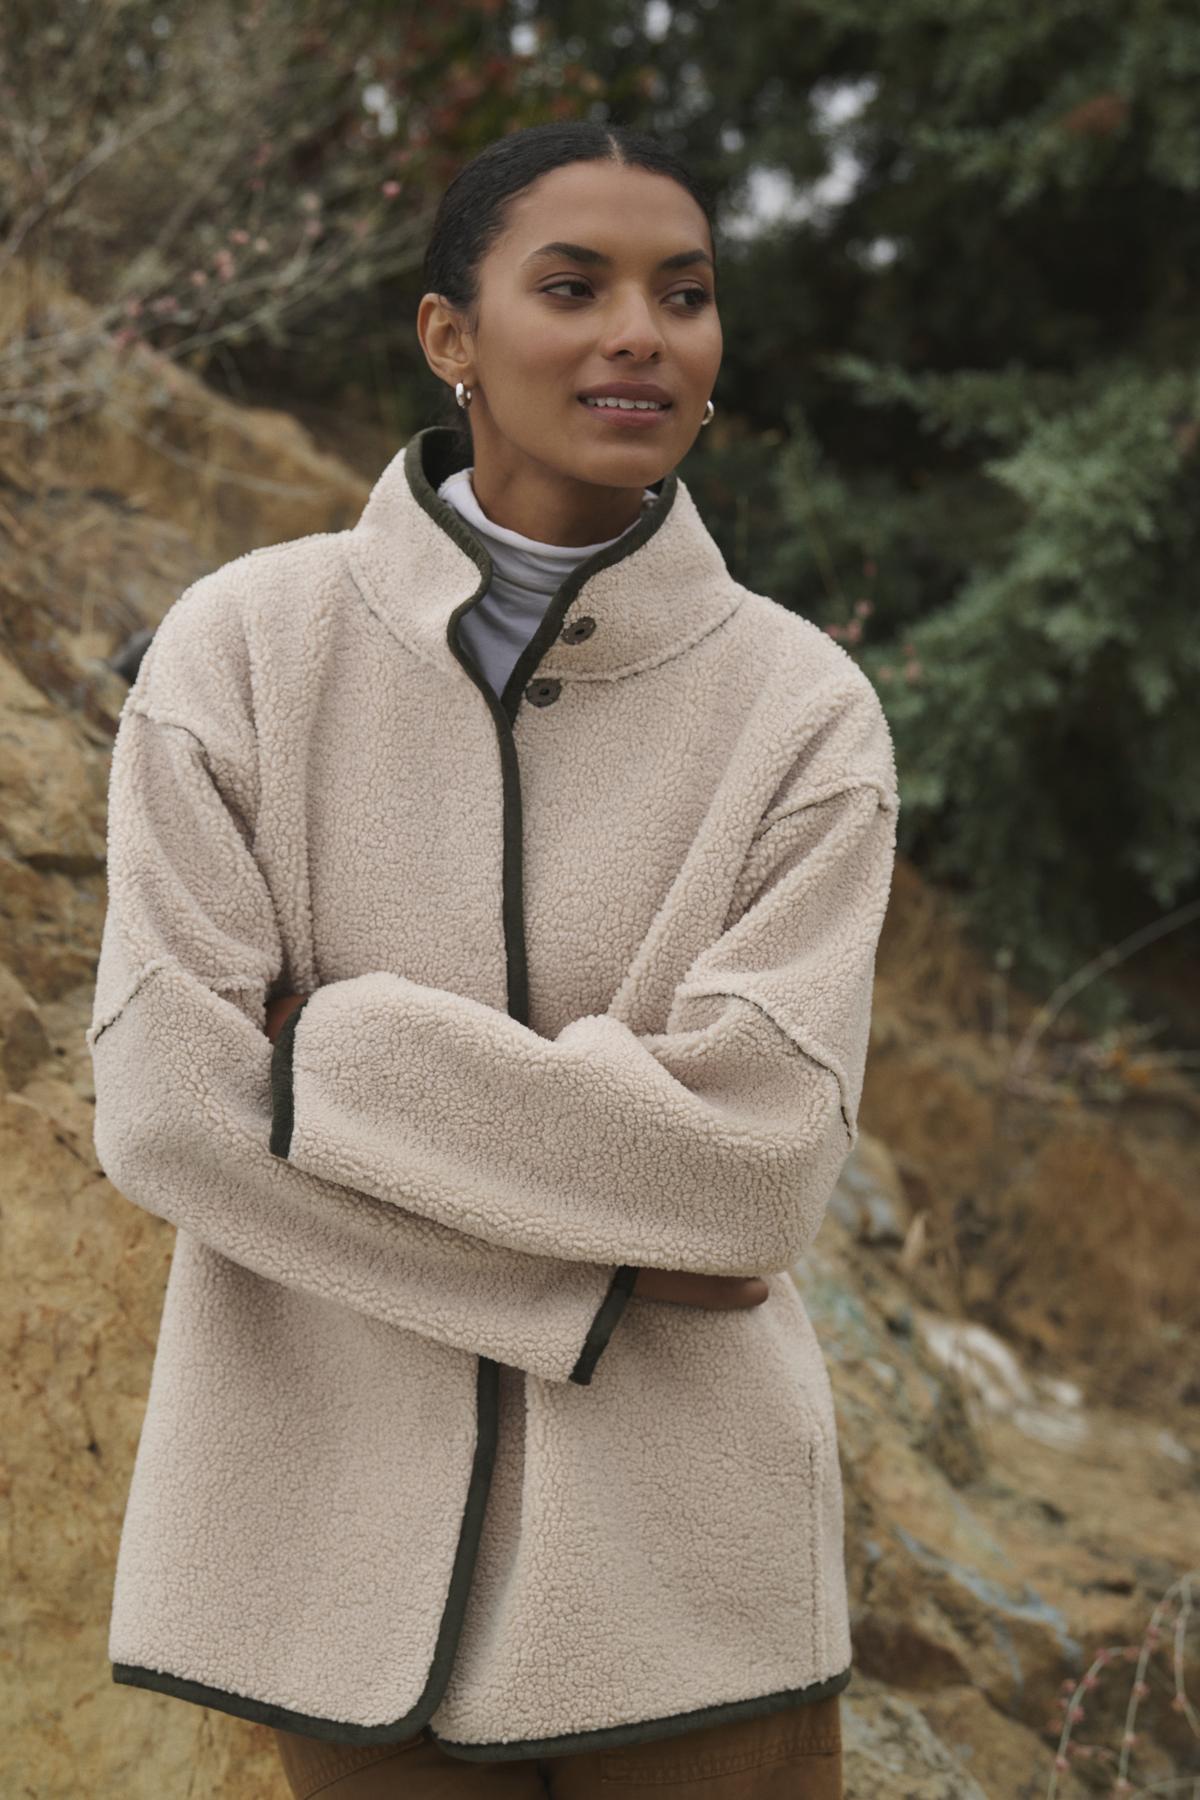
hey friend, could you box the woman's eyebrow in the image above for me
[521,241,715,272]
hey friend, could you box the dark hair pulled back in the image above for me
[420,121,718,460]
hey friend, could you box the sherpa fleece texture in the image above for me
[86,424,899,1759]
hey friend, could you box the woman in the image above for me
[88,120,897,1798]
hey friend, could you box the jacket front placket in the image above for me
[412,430,672,1037]
[405,432,671,1384]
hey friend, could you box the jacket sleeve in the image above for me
[274,672,900,1279]
[86,695,635,1388]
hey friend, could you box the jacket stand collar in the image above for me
[345,424,743,682]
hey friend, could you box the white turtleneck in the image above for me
[436,466,658,701]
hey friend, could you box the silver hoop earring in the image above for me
[701,399,714,426]
[455,381,473,409]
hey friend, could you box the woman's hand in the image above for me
[632,1268,770,1310]
[265,992,308,1045]
[261,995,768,1313]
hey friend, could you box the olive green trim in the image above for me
[406,421,678,727]
[113,1359,504,1745]
[569,1263,640,1385]
[421,420,643,1377]
[431,1665,853,1761]
[495,468,677,723]
[445,581,533,1023]
[109,1656,851,1753]
[406,421,675,1035]
[267,996,309,1158]
[403,425,494,579]
[403,425,675,621]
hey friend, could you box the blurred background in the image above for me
[2,2,1197,1794]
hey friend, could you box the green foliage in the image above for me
[760,364,1200,1023]
[660,0,1200,1032]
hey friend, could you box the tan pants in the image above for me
[273,1695,842,1798]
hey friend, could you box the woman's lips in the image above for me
[577,397,673,428]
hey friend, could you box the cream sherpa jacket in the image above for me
[86,422,899,1759]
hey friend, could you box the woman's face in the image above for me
[418,159,722,542]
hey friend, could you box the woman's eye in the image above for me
[540,280,712,310]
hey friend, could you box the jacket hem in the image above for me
[108,1659,851,1757]
[429,1666,852,1760]
[110,1659,429,1740]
